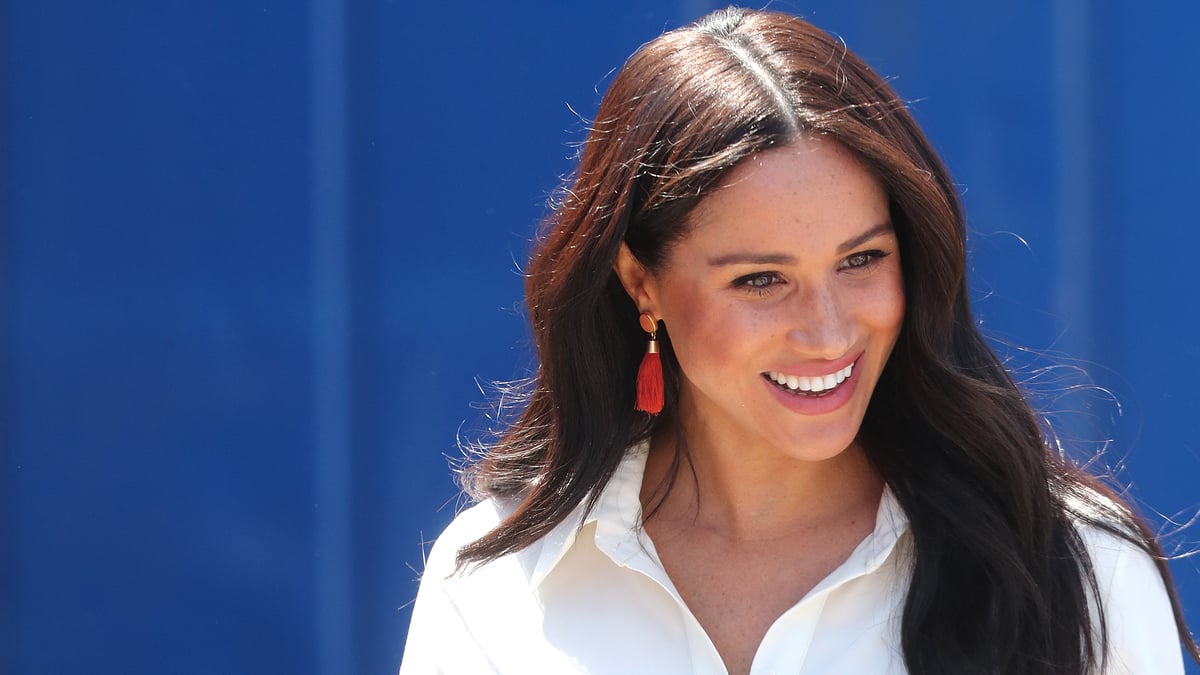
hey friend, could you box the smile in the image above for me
[764,362,855,396]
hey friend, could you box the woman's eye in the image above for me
[840,250,888,270]
[735,272,783,294]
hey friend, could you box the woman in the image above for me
[401,7,1198,674]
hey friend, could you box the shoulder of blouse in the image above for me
[1074,521,1186,675]
[417,498,519,582]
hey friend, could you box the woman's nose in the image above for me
[784,283,852,358]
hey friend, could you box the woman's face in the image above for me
[619,137,904,463]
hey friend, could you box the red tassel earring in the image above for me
[635,312,664,414]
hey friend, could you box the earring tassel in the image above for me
[636,344,664,414]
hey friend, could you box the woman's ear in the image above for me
[613,243,658,312]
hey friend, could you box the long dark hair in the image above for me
[457,7,1198,673]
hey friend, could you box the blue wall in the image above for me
[3,1,1196,673]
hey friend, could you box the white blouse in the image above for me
[400,444,1185,674]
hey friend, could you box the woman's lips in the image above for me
[760,354,863,415]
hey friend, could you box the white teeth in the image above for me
[766,362,855,394]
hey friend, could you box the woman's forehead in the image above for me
[685,138,889,237]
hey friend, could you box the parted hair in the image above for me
[456,7,1198,673]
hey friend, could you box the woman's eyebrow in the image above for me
[707,252,796,266]
[706,223,895,266]
[837,222,894,254]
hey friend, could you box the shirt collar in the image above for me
[527,441,910,588]
[527,440,651,587]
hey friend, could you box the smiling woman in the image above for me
[400,6,1198,675]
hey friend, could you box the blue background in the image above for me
[3,1,1197,673]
